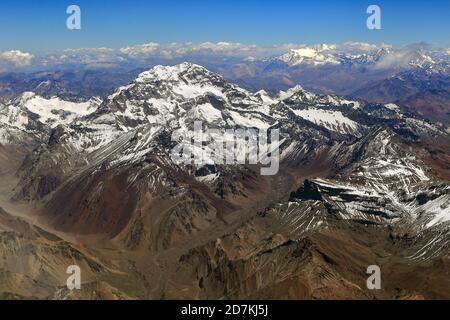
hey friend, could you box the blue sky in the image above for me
[1,0,449,52]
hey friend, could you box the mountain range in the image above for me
[0,62,449,299]
[2,44,449,127]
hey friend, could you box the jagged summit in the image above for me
[136,62,212,82]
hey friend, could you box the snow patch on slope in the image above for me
[291,108,359,134]
[21,92,97,127]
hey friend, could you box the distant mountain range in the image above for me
[2,44,448,126]
[222,45,450,126]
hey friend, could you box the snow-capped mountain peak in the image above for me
[276,44,447,70]
[136,62,209,82]
[280,46,340,66]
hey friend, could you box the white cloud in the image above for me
[374,50,412,69]
[119,42,159,57]
[30,42,304,67]
[341,42,380,52]
[373,44,432,69]
[40,47,123,68]
[116,42,304,60]
[343,42,376,50]
[0,50,34,67]
[63,47,115,53]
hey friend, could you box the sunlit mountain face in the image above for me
[0,0,449,301]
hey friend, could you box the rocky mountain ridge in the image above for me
[0,62,449,299]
